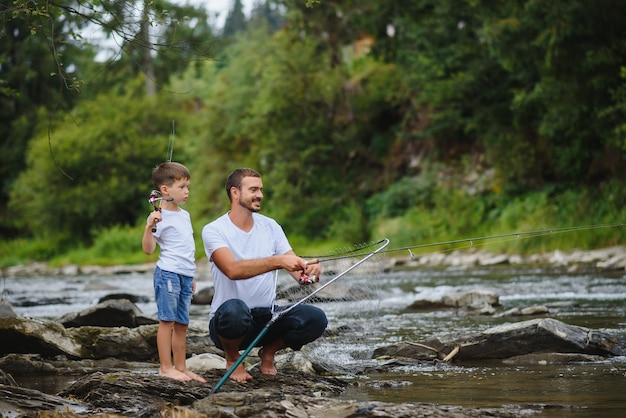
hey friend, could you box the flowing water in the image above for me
[3,264,626,417]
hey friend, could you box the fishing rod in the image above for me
[209,238,390,395]
[167,120,175,162]
[146,121,177,233]
[303,222,626,263]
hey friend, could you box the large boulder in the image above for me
[0,317,82,358]
[374,318,625,363]
[60,298,157,328]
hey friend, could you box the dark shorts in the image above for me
[209,298,328,351]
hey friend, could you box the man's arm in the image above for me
[211,247,314,280]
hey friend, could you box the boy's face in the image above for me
[163,178,190,205]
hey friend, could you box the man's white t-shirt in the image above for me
[153,208,196,277]
[202,212,292,319]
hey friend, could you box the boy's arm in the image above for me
[142,223,157,254]
[142,211,160,254]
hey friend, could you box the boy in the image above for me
[142,161,205,382]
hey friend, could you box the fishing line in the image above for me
[209,238,390,395]
[302,222,626,262]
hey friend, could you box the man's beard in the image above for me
[239,198,261,213]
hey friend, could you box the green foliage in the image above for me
[51,224,152,267]
[8,81,186,245]
[2,0,626,269]
[0,238,62,268]
[373,180,626,257]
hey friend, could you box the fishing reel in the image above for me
[148,190,173,232]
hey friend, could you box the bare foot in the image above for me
[258,348,278,376]
[160,367,192,381]
[181,369,207,383]
[226,363,253,383]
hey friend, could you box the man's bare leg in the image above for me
[220,336,253,382]
[172,322,207,383]
[157,321,192,381]
[259,338,286,375]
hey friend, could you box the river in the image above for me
[4,263,626,417]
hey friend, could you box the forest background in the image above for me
[1,0,626,269]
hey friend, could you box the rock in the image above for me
[496,305,550,317]
[98,292,150,304]
[502,352,607,365]
[0,317,82,358]
[0,369,525,417]
[60,298,157,328]
[0,353,58,374]
[408,289,500,315]
[192,286,215,305]
[0,316,213,361]
[186,352,227,371]
[0,298,18,318]
[0,383,89,417]
[478,253,509,266]
[374,318,625,363]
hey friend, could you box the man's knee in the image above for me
[214,299,252,339]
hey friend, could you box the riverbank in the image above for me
[3,245,626,278]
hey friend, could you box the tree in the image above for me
[222,0,247,37]
[0,0,215,237]
[0,0,89,236]
[7,80,187,247]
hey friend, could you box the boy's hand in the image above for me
[147,211,162,231]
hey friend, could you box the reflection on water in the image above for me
[5,265,626,415]
[340,362,626,417]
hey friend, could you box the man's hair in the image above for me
[152,162,191,189]
[225,168,260,201]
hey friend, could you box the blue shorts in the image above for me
[153,266,193,324]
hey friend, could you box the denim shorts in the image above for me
[153,266,193,324]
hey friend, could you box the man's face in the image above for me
[237,176,263,213]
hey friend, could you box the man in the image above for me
[202,168,328,383]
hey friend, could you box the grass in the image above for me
[2,184,625,269]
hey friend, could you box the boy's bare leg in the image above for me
[219,336,253,382]
[157,321,192,381]
[258,338,286,375]
[171,323,207,382]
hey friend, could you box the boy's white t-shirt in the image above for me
[153,208,196,277]
[202,212,292,319]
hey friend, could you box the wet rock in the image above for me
[186,352,227,371]
[0,383,89,417]
[408,289,500,315]
[0,316,213,361]
[0,353,58,374]
[502,352,607,365]
[0,298,18,318]
[60,298,157,328]
[0,317,82,358]
[192,286,215,305]
[375,318,625,363]
[99,292,150,304]
[0,369,519,417]
[497,305,550,317]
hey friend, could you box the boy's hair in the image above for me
[225,168,260,201]
[152,162,191,189]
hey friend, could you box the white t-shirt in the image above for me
[153,208,196,277]
[202,212,292,319]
